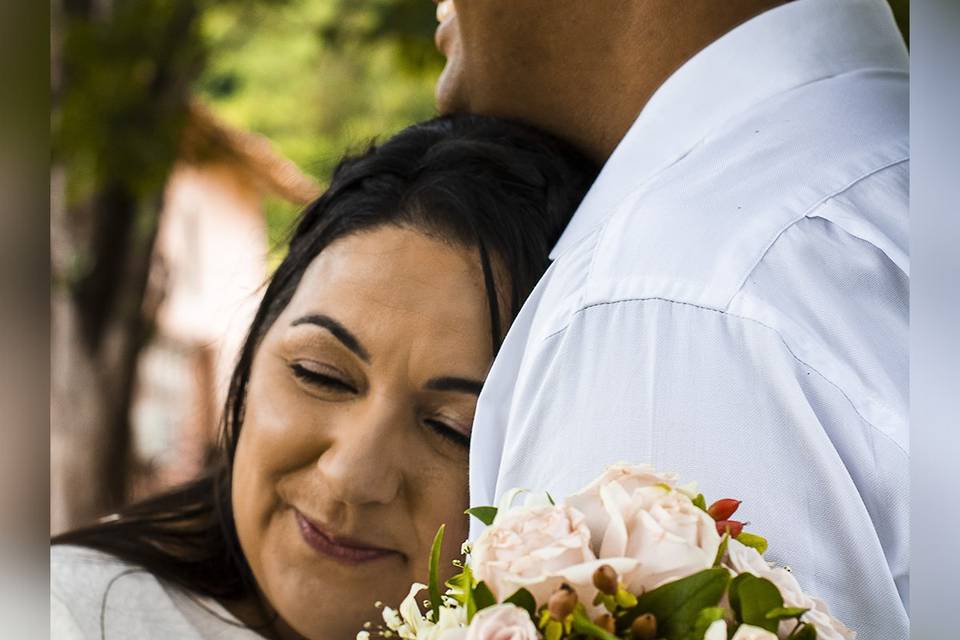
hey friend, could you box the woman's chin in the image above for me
[271,578,407,640]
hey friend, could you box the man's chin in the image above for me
[435,62,468,114]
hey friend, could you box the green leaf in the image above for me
[545,620,563,640]
[713,533,730,567]
[765,606,809,621]
[473,581,496,612]
[692,607,726,639]
[570,608,620,640]
[729,574,783,632]
[790,623,818,639]
[736,532,768,555]
[428,525,445,622]
[615,588,638,609]
[693,493,708,512]
[728,573,748,614]
[546,492,556,506]
[539,609,552,628]
[464,506,498,526]
[618,568,730,640]
[504,588,537,619]
[446,563,474,607]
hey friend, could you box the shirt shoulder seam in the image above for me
[541,296,907,455]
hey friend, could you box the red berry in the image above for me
[715,520,744,537]
[708,499,742,521]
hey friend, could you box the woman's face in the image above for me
[232,225,495,639]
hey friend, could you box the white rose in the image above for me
[471,504,635,610]
[425,605,468,640]
[725,540,855,640]
[464,604,538,640]
[566,464,721,593]
[731,624,779,639]
[385,583,468,640]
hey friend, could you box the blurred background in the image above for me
[49,0,910,536]
[50,0,442,535]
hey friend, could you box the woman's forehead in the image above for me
[280,227,493,352]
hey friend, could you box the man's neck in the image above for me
[564,0,789,163]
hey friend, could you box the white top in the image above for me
[51,545,263,639]
[469,0,909,638]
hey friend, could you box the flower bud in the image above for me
[548,583,578,620]
[592,564,619,596]
[615,587,638,609]
[707,498,742,521]
[590,612,614,633]
[715,519,745,537]
[630,613,657,640]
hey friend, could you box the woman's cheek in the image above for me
[244,358,330,473]
[410,439,469,564]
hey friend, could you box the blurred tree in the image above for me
[195,0,442,259]
[51,0,206,532]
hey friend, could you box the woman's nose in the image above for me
[314,399,406,506]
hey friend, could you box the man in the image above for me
[434,0,908,637]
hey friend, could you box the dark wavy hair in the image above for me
[52,114,596,625]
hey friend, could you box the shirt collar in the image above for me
[550,0,908,259]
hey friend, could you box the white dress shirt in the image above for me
[468,1,909,637]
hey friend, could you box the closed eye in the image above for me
[423,418,470,448]
[290,363,357,393]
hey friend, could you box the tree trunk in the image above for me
[50,0,201,533]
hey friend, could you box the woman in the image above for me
[51,114,596,639]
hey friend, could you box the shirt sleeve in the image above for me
[51,589,86,640]
[481,297,908,639]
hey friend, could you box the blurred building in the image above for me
[129,103,320,498]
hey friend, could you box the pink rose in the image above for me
[471,505,599,605]
[464,605,538,640]
[566,464,721,593]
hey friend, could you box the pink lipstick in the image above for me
[295,511,398,565]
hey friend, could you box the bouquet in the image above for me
[359,464,854,640]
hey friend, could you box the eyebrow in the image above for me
[290,314,371,363]
[425,376,485,397]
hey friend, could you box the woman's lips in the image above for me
[294,510,399,565]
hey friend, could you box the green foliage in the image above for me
[713,533,730,567]
[692,493,708,512]
[570,608,619,640]
[428,524,445,622]
[196,0,443,245]
[766,606,810,621]
[790,623,818,639]
[465,506,498,526]
[619,568,731,640]
[692,607,726,639]
[503,588,537,619]
[736,532,769,555]
[729,573,783,633]
[55,0,203,206]
[471,581,496,619]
